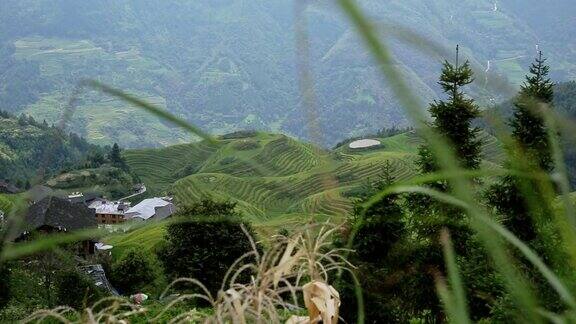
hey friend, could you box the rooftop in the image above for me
[125,197,173,220]
[15,196,97,238]
[89,200,131,215]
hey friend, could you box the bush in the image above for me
[157,200,256,295]
[55,269,105,309]
[0,264,10,309]
[110,249,157,295]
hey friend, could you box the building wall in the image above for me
[96,213,125,224]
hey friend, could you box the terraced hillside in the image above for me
[125,131,503,225]
[108,130,504,253]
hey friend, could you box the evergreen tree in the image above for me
[486,51,563,313]
[487,52,555,243]
[410,48,482,247]
[487,52,554,238]
[337,162,408,323]
[108,143,127,169]
[418,50,482,173]
[403,48,491,321]
[510,51,554,171]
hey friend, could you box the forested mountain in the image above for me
[0,111,100,185]
[0,0,574,147]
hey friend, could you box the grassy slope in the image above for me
[109,131,503,252]
[0,194,17,214]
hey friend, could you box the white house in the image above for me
[124,197,176,221]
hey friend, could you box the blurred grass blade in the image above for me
[362,185,469,211]
[85,80,215,143]
[1,227,107,261]
[2,216,171,261]
[477,213,576,308]
[435,277,457,323]
[439,229,471,324]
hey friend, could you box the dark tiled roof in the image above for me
[23,196,97,233]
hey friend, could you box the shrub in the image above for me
[0,264,10,309]
[157,200,256,295]
[110,249,157,295]
[55,269,105,309]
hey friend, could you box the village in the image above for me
[1,181,177,297]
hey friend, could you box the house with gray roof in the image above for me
[15,196,98,255]
[124,197,176,221]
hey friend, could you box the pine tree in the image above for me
[403,48,491,321]
[510,51,554,171]
[487,52,555,242]
[411,47,482,244]
[418,48,482,173]
[108,143,127,169]
[486,52,562,312]
[337,161,408,322]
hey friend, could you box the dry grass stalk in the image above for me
[21,223,353,323]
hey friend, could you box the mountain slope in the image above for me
[0,111,99,184]
[1,0,574,147]
[125,130,503,224]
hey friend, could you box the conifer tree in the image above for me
[403,48,492,321]
[108,143,127,169]
[337,161,408,322]
[411,47,482,243]
[487,52,555,242]
[418,47,482,173]
[510,51,554,171]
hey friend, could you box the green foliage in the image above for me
[396,50,494,321]
[55,269,104,309]
[157,200,256,295]
[418,58,482,172]
[108,143,126,169]
[510,52,555,172]
[338,162,408,323]
[111,249,157,295]
[0,110,102,183]
[0,263,10,310]
[488,53,556,243]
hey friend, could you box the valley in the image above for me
[1,0,575,147]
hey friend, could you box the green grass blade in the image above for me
[85,80,215,143]
[476,213,576,308]
[440,229,470,323]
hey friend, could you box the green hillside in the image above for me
[109,130,503,253]
[125,130,503,223]
[0,111,101,184]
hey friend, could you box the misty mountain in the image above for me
[0,0,574,147]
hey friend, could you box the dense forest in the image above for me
[0,110,99,186]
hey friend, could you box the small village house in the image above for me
[124,197,176,221]
[89,199,130,224]
[13,196,98,256]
